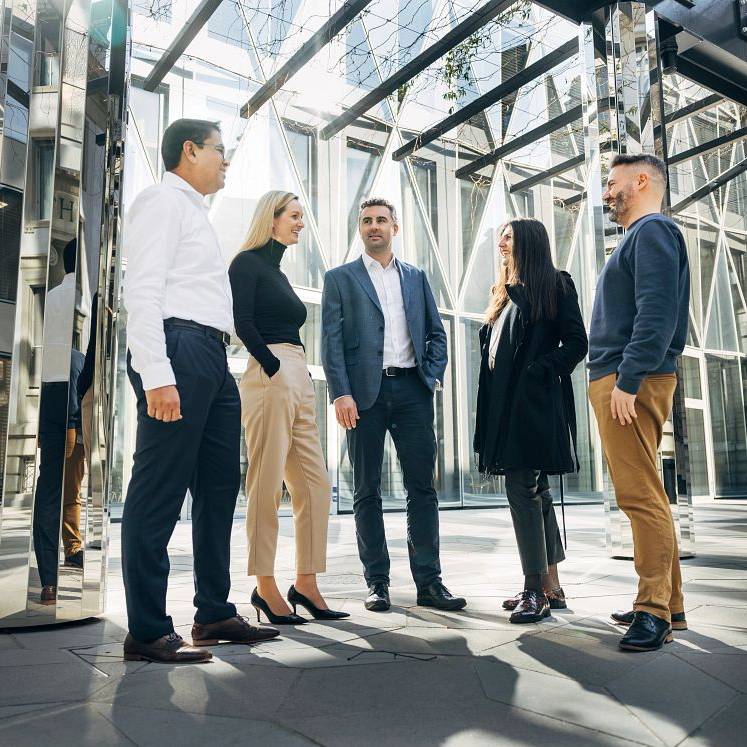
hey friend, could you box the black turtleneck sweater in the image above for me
[228,239,307,376]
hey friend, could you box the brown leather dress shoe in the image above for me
[192,615,280,646]
[503,587,567,611]
[40,585,57,605]
[123,632,212,663]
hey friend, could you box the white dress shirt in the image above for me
[41,273,76,383]
[362,252,417,369]
[123,171,234,391]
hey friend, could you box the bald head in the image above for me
[603,153,668,228]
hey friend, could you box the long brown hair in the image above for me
[484,218,562,324]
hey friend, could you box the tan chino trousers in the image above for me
[62,441,85,556]
[589,373,684,622]
[240,343,330,576]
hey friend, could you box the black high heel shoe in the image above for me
[287,585,350,621]
[251,588,307,625]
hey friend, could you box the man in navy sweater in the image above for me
[588,153,690,652]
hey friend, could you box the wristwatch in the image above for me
[435,379,442,391]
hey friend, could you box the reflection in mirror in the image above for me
[0,0,127,625]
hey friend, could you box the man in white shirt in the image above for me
[121,119,278,663]
[321,198,466,613]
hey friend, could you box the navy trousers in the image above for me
[347,373,442,588]
[122,325,240,642]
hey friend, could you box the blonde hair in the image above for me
[240,190,299,251]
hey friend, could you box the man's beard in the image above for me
[608,191,629,224]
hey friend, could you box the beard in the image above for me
[607,189,630,224]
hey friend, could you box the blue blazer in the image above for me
[321,256,448,411]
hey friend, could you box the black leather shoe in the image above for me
[364,583,390,612]
[287,585,350,620]
[612,609,687,630]
[619,611,673,651]
[509,590,550,624]
[504,587,567,611]
[416,582,467,611]
[123,632,211,663]
[192,615,280,645]
[64,550,84,569]
[251,588,307,625]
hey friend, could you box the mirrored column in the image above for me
[0,0,129,626]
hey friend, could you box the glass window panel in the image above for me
[699,225,718,320]
[0,189,22,303]
[33,140,55,221]
[434,317,459,506]
[346,139,382,246]
[460,170,493,270]
[299,302,321,366]
[399,164,450,308]
[562,365,599,498]
[684,407,709,496]
[208,1,250,50]
[284,120,318,219]
[410,157,438,241]
[345,20,379,90]
[681,356,702,400]
[706,354,747,497]
[133,0,172,20]
[705,247,738,352]
[461,318,505,506]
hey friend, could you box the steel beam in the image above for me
[142,0,223,92]
[393,36,579,161]
[664,93,723,125]
[670,155,747,214]
[509,153,585,193]
[455,104,583,179]
[668,124,747,167]
[319,0,514,140]
[240,0,373,119]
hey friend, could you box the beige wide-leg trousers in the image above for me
[240,343,330,576]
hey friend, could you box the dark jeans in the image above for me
[33,382,70,588]
[347,373,441,588]
[122,325,240,642]
[504,469,566,577]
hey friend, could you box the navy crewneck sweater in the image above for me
[588,213,690,394]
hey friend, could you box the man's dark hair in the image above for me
[62,238,77,274]
[359,197,398,222]
[161,118,220,171]
[610,153,668,185]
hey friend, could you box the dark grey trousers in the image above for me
[504,469,566,576]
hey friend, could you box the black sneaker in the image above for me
[64,550,84,569]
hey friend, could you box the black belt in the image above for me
[164,317,231,346]
[383,366,416,377]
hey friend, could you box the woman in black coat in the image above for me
[474,218,588,624]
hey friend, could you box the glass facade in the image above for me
[118,1,747,515]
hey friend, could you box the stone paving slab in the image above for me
[0,500,745,746]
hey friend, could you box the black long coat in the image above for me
[473,272,588,476]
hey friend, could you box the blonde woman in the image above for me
[228,191,347,624]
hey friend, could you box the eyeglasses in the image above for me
[194,143,227,158]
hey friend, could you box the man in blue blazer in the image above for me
[322,197,466,613]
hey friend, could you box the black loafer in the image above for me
[416,582,467,611]
[612,609,687,630]
[619,611,673,651]
[509,590,550,624]
[365,583,390,612]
